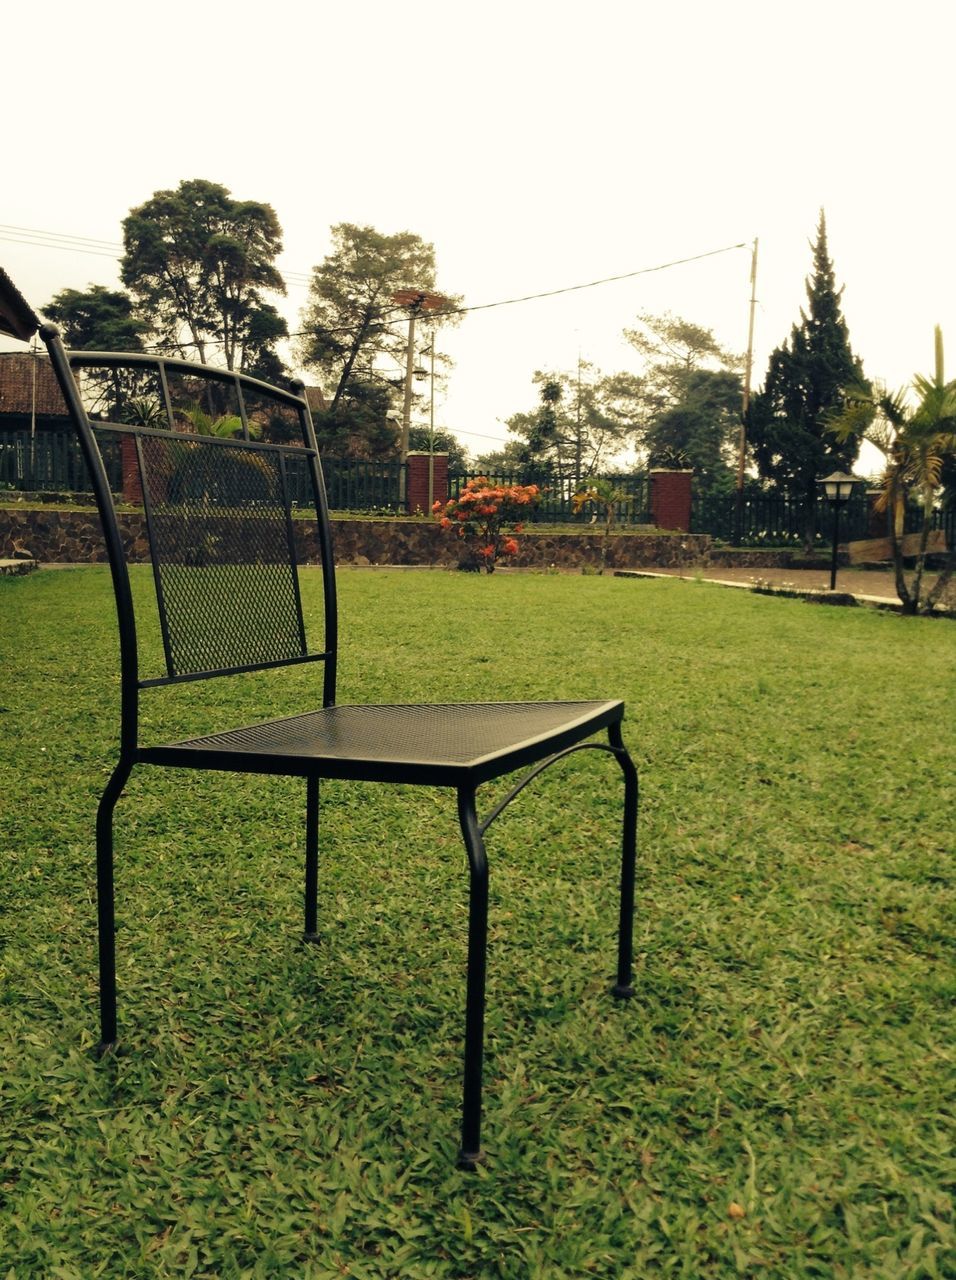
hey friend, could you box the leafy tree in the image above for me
[121,178,287,373]
[471,439,530,475]
[831,328,956,614]
[645,368,741,496]
[622,312,742,496]
[747,212,866,547]
[505,365,632,481]
[241,302,289,383]
[309,378,398,459]
[297,225,460,443]
[297,224,461,459]
[407,426,470,472]
[624,312,740,418]
[44,285,146,351]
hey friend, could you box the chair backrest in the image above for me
[39,330,339,721]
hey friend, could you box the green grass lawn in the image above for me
[1,568,953,1279]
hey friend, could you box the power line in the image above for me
[2,223,746,326]
[0,223,123,250]
[0,223,314,286]
[286,242,749,338]
[452,243,747,316]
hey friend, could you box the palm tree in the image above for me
[572,477,630,574]
[832,328,956,614]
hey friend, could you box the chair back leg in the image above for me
[95,761,132,1052]
[303,777,320,943]
[456,789,489,1170]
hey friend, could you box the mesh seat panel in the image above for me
[141,701,623,784]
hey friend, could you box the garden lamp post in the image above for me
[819,471,858,590]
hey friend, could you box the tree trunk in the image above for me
[887,473,912,610]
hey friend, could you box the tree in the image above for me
[407,426,470,473]
[505,365,632,481]
[747,212,867,547]
[624,312,740,416]
[572,476,631,573]
[471,439,530,475]
[297,224,460,442]
[43,285,147,351]
[645,368,741,496]
[622,312,742,496]
[121,178,287,373]
[831,328,956,615]
[310,379,398,459]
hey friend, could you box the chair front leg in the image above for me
[303,776,320,943]
[95,760,132,1053]
[608,724,638,999]
[456,787,489,1170]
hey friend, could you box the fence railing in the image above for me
[692,489,954,549]
[283,455,406,512]
[691,490,872,546]
[4,429,952,546]
[0,429,123,494]
[447,472,652,526]
[0,429,406,513]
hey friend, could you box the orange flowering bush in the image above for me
[433,478,541,573]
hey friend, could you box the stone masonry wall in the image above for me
[1,506,712,570]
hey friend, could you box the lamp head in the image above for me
[820,471,857,504]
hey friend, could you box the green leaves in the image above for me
[749,213,867,539]
[120,179,287,373]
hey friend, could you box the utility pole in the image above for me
[400,298,421,461]
[734,237,759,543]
[428,338,436,511]
[392,289,448,464]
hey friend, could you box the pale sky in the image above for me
[3,0,954,472]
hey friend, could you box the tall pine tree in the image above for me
[748,212,866,547]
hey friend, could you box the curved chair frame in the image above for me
[1,274,639,1168]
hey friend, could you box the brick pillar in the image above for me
[650,469,692,532]
[121,434,143,505]
[406,451,449,514]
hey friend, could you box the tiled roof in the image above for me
[0,353,68,416]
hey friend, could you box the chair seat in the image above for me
[138,700,624,786]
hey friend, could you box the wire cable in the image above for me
[1,223,746,328]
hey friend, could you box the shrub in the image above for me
[434,477,541,573]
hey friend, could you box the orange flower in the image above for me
[502,538,519,556]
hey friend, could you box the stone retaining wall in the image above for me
[0,506,713,570]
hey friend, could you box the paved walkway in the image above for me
[622,565,950,607]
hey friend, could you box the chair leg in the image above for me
[456,788,489,1170]
[95,761,131,1053]
[609,725,638,999]
[303,776,320,943]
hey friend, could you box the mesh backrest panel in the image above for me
[137,432,307,677]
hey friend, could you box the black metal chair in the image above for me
[1,271,638,1168]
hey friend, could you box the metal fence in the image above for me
[691,490,872,546]
[447,472,652,526]
[0,429,122,493]
[4,429,952,544]
[0,429,406,513]
[283,455,405,512]
[692,488,954,549]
